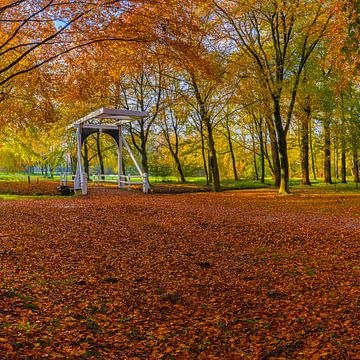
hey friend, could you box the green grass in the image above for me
[0,172,359,193]
[289,178,360,193]
[0,194,61,201]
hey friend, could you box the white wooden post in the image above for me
[143,173,150,194]
[60,173,63,186]
[81,173,88,195]
[118,126,124,188]
[74,125,82,190]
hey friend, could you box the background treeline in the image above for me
[0,0,358,193]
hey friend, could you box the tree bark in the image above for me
[83,139,90,176]
[259,126,265,184]
[353,144,359,183]
[207,120,221,191]
[141,140,148,174]
[167,143,185,183]
[251,130,259,180]
[266,120,281,187]
[96,133,105,177]
[278,132,290,194]
[174,156,186,183]
[323,119,332,184]
[191,75,220,191]
[300,103,311,185]
[273,101,290,194]
[309,119,317,180]
[200,121,209,185]
[254,116,265,184]
[226,120,238,181]
[341,149,347,183]
[340,114,347,183]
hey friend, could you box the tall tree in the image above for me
[214,0,334,193]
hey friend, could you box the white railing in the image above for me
[59,173,75,186]
[60,172,150,194]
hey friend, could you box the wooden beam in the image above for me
[73,107,149,126]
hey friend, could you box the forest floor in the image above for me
[0,183,359,359]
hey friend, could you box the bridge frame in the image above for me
[71,107,150,194]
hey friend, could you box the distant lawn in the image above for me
[0,172,359,194]
[0,194,60,201]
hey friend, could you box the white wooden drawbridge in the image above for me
[67,107,150,194]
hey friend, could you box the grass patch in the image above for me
[0,194,61,201]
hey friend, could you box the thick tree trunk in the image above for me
[200,121,209,185]
[341,150,347,183]
[226,122,238,181]
[266,121,281,187]
[83,140,90,176]
[205,116,221,192]
[141,141,148,174]
[273,101,290,194]
[259,127,265,183]
[208,151,213,184]
[96,133,105,178]
[139,123,149,174]
[300,104,311,185]
[278,132,290,194]
[323,119,332,184]
[251,132,259,180]
[309,120,317,180]
[254,116,265,183]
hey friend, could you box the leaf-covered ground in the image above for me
[0,187,359,359]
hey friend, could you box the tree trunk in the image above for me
[334,136,339,180]
[300,103,311,185]
[168,146,186,183]
[341,149,347,183]
[200,121,209,185]
[208,151,213,184]
[266,121,281,187]
[251,131,259,180]
[226,121,238,181]
[139,123,148,174]
[205,116,221,191]
[273,101,290,194]
[175,156,186,183]
[259,126,265,183]
[309,119,317,180]
[340,120,347,183]
[83,140,90,176]
[353,145,359,183]
[323,119,332,184]
[96,133,105,178]
[141,140,148,174]
[278,131,290,194]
